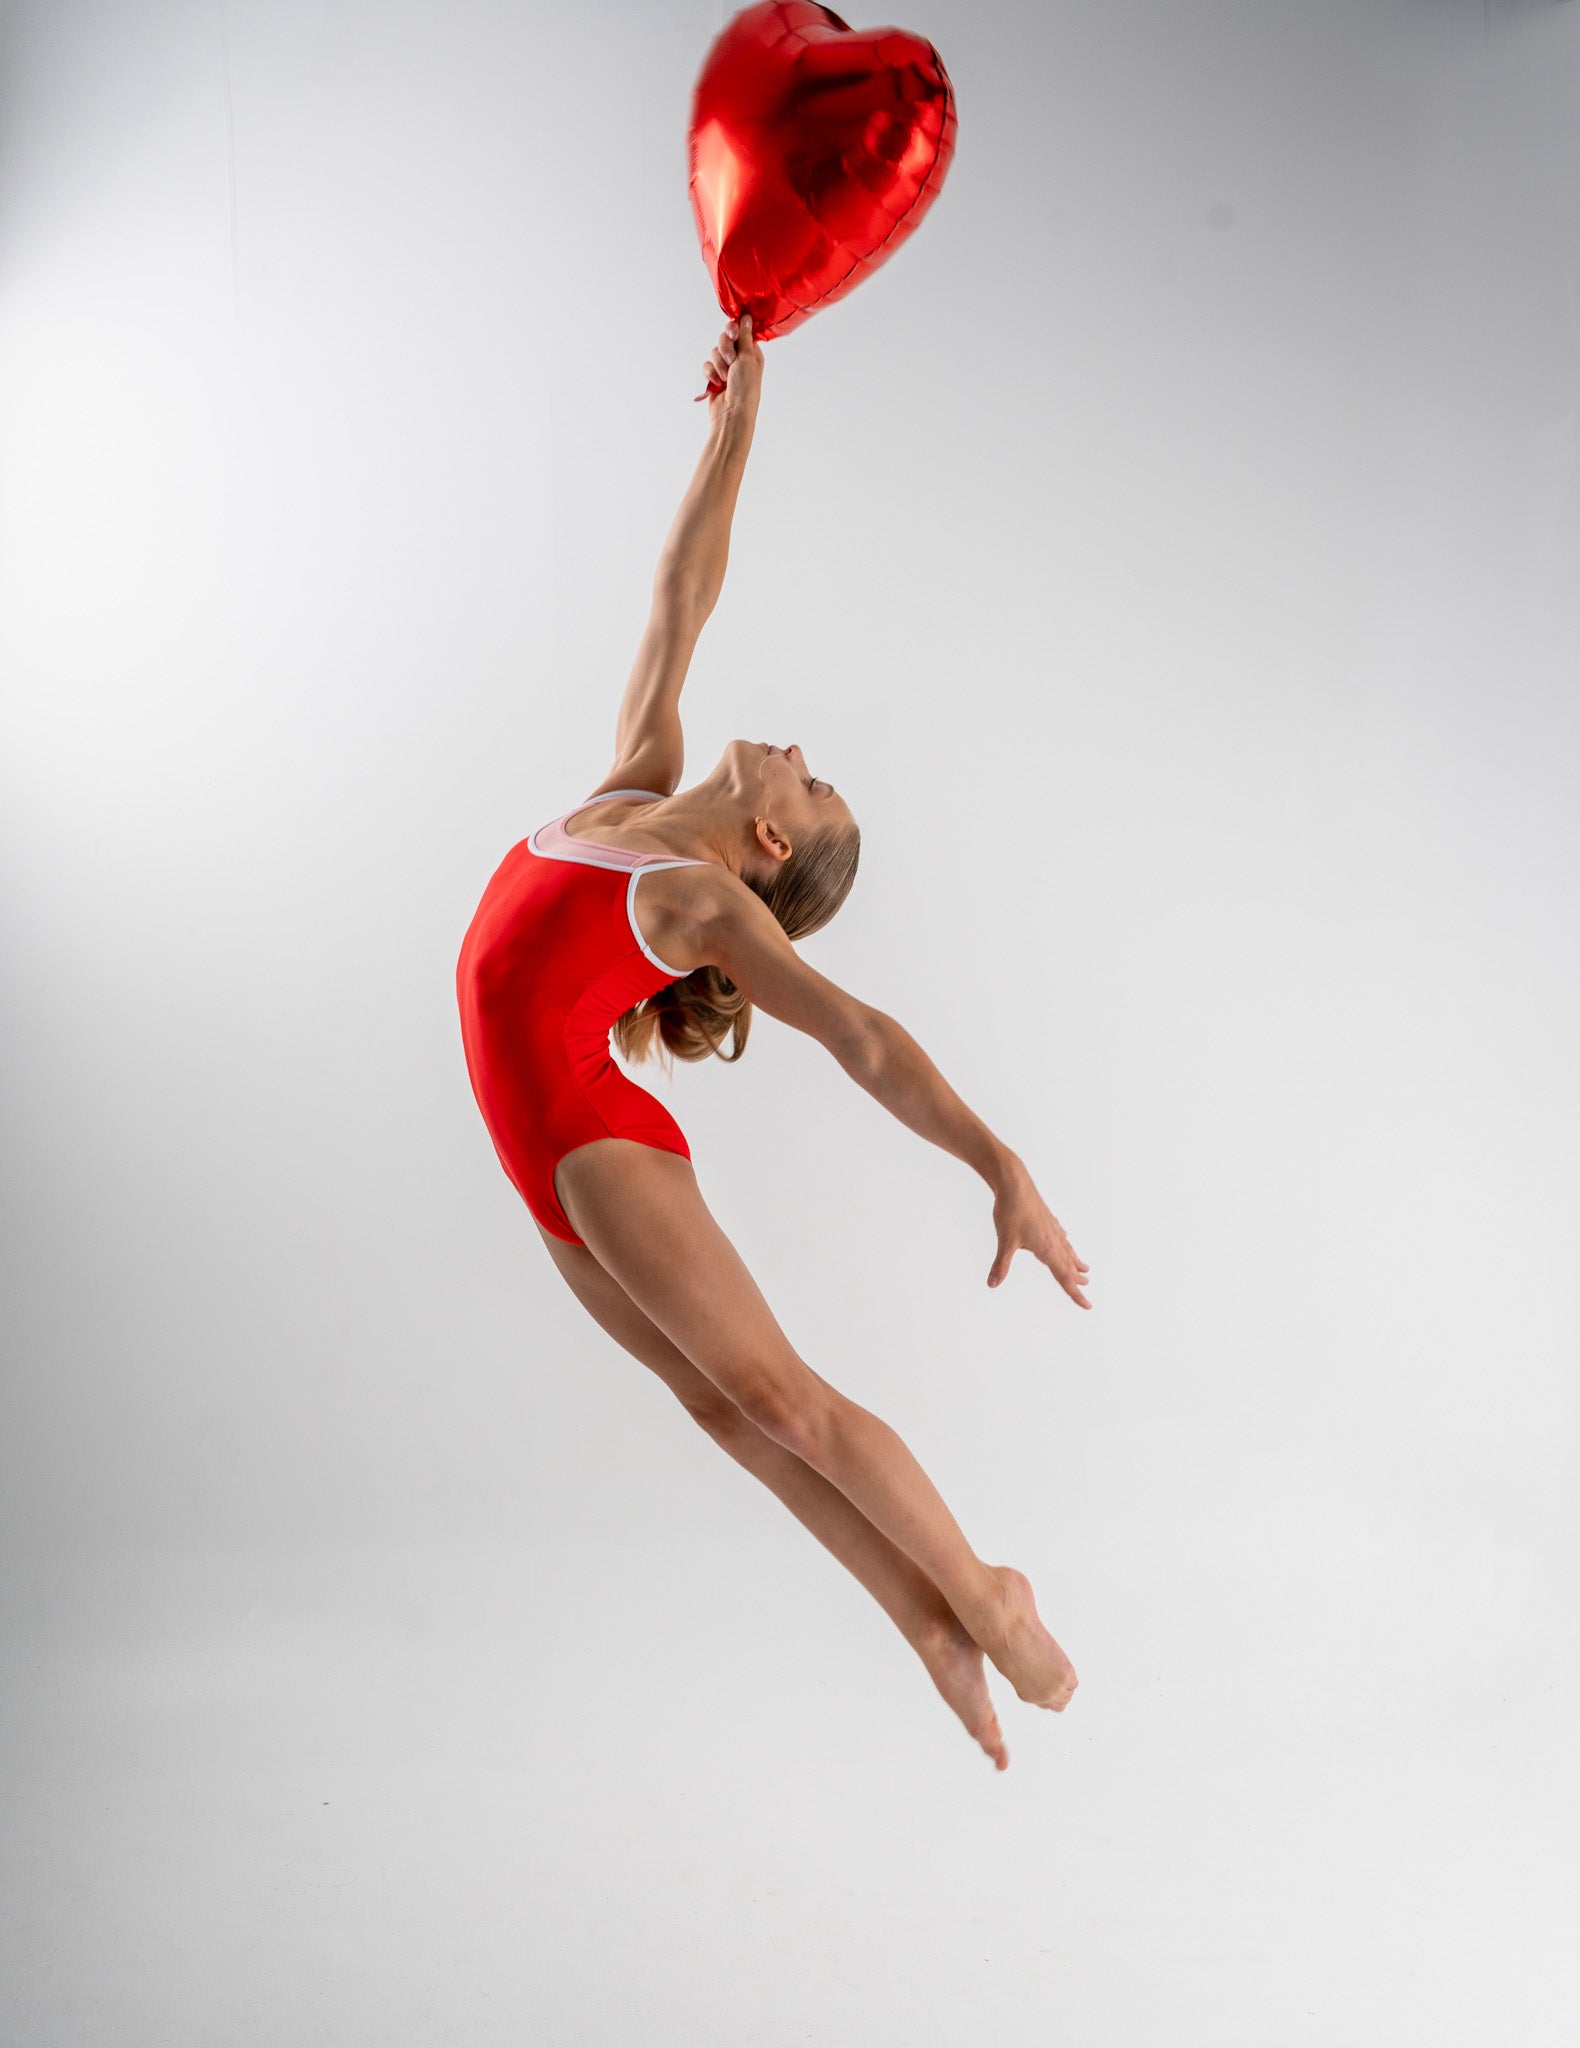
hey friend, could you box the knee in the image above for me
[735,1373,834,1460]
[682,1390,752,1446]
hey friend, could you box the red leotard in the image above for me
[455,789,710,1245]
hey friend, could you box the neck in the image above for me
[640,781,759,877]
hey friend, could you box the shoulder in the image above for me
[647,859,758,929]
[632,860,780,978]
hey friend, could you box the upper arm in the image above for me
[699,875,882,1066]
[591,583,705,800]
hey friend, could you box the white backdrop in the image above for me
[3,2,1577,2042]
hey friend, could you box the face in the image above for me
[720,737,854,862]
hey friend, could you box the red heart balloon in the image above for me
[688,1,957,392]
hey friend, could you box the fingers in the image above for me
[1051,1251,1093,1309]
[1038,1232,1094,1308]
[990,1242,1093,1306]
[1052,1228,1089,1275]
[1047,1215,1086,1268]
[702,313,759,386]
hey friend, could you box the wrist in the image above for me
[982,1143,1023,1194]
[709,400,758,455]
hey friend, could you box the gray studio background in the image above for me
[3,1,1577,2042]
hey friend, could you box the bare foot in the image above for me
[978,1565,1078,1710]
[915,1616,1009,1770]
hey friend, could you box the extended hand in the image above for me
[701,311,763,423]
[986,1158,1092,1308]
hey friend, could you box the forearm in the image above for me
[655,408,757,615]
[841,1014,1020,1192]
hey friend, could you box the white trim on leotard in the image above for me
[526,788,668,866]
[627,864,706,980]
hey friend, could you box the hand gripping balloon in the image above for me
[688,0,957,400]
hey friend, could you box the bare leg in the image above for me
[552,1140,1077,1714]
[533,1216,1010,1767]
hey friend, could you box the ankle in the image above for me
[957,1563,1010,1656]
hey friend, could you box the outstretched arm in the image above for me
[660,312,762,614]
[690,876,1092,1308]
[593,317,764,799]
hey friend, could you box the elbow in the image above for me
[655,569,713,626]
[835,1007,895,1083]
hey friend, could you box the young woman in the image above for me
[457,313,1090,1771]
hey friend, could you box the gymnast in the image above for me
[456,314,1089,1769]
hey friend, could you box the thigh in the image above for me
[530,1214,742,1435]
[551,1137,834,1430]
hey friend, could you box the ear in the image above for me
[753,815,794,866]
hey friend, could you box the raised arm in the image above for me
[592,317,764,801]
[693,876,1092,1308]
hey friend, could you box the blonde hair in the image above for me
[611,819,861,1067]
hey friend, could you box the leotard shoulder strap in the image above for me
[528,789,711,874]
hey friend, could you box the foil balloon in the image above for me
[689,0,957,399]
